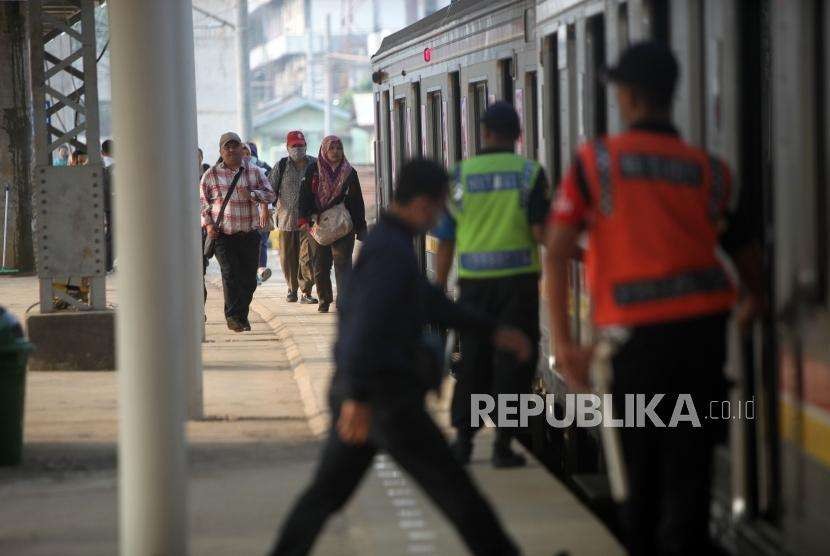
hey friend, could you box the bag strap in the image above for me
[214,167,244,233]
[274,157,288,197]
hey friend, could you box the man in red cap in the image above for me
[269,131,318,304]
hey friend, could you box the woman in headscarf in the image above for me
[299,135,366,313]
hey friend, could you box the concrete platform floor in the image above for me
[0,256,623,555]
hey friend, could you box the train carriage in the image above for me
[371,1,830,554]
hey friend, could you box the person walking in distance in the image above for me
[200,132,276,332]
[299,135,366,313]
[271,131,318,304]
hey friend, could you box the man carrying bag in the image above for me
[200,132,275,332]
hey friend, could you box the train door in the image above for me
[409,80,426,273]
[542,31,562,184]
[460,62,498,157]
[520,71,539,161]
[380,88,393,210]
[762,1,830,553]
[421,74,448,282]
[448,71,463,165]
[499,56,515,106]
[470,80,489,154]
[392,93,407,181]
[373,92,382,221]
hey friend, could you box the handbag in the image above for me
[310,202,353,246]
[203,167,244,259]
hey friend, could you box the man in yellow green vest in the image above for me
[434,101,550,468]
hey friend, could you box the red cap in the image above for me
[286,130,306,147]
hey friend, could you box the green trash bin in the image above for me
[0,306,34,466]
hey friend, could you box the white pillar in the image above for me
[173,0,204,420]
[109,0,195,553]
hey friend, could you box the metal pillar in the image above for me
[109,0,196,552]
[28,0,105,312]
[0,3,34,273]
[236,0,251,139]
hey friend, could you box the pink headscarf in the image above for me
[314,135,353,211]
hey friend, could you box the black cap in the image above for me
[480,101,520,138]
[603,41,679,101]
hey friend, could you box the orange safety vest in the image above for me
[577,130,737,327]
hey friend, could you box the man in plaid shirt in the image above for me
[201,132,276,332]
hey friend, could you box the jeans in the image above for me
[214,230,260,320]
[259,230,270,268]
[268,394,520,556]
[311,233,354,305]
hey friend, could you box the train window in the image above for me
[382,89,392,204]
[817,0,828,303]
[427,91,445,165]
[527,72,539,160]
[470,81,489,154]
[413,82,422,157]
[394,97,407,179]
[588,13,608,136]
[500,58,514,105]
[650,0,670,44]
[547,34,562,182]
[450,71,462,163]
[618,3,630,49]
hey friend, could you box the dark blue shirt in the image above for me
[333,212,497,402]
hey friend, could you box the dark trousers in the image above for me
[214,230,261,320]
[269,395,519,556]
[311,233,354,304]
[611,313,728,556]
[202,228,209,303]
[451,274,540,447]
[279,230,316,294]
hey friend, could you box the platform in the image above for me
[0,258,623,555]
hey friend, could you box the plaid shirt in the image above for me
[200,160,275,234]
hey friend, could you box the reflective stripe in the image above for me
[708,156,725,220]
[613,267,731,306]
[459,249,534,272]
[595,139,612,215]
[466,171,525,193]
[619,153,702,187]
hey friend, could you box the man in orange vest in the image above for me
[546,42,761,555]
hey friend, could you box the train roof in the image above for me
[372,0,516,62]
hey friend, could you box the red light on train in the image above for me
[423,47,432,62]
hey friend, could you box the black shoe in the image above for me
[286,290,298,302]
[318,302,330,313]
[299,293,318,304]
[450,438,472,465]
[226,317,245,332]
[240,317,251,331]
[492,447,527,469]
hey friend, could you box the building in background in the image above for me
[192,1,240,164]
[42,1,446,168]
[247,0,449,164]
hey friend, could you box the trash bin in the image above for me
[0,306,34,466]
